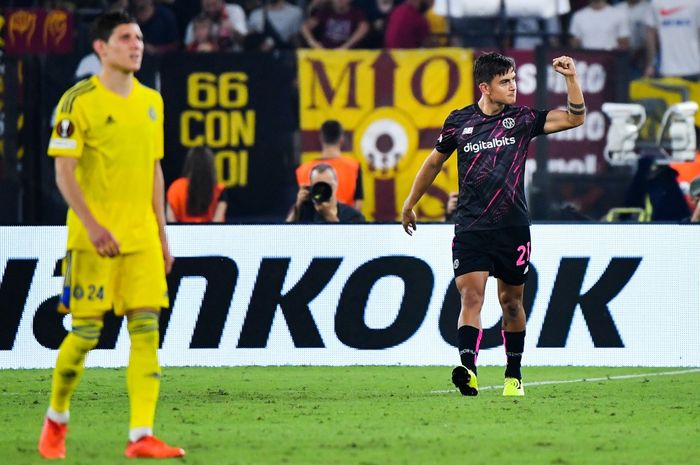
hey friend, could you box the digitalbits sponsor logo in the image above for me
[463,136,516,153]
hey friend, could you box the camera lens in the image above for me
[310,181,332,203]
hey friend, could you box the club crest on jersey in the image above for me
[56,119,74,138]
[462,127,473,135]
[502,118,515,129]
[148,106,157,121]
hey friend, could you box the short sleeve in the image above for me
[184,22,194,45]
[616,8,631,39]
[248,9,263,33]
[645,6,658,28]
[227,5,248,35]
[434,110,460,155]
[48,94,86,158]
[530,109,550,138]
[216,185,229,204]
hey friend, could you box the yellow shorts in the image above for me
[59,248,169,318]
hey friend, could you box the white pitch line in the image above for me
[430,368,700,394]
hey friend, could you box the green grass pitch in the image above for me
[2,366,699,465]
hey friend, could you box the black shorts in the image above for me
[451,226,531,285]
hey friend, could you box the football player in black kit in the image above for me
[402,52,585,397]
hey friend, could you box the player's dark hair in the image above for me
[183,146,217,217]
[474,52,516,85]
[320,120,343,145]
[90,11,136,43]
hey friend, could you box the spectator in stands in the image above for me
[425,3,449,47]
[690,176,700,222]
[287,164,365,223]
[384,0,430,49]
[300,0,369,49]
[186,12,218,51]
[168,0,201,40]
[294,120,364,210]
[569,0,630,50]
[132,0,181,54]
[449,11,499,48]
[353,0,394,48]
[247,0,303,49]
[184,0,247,51]
[512,0,570,49]
[645,0,700,79]
[167,146,228,223]
[614,0,652,77]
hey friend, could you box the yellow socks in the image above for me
[126,311,161,435]
[49,318,103,418]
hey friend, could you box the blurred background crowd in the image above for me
[0,0,699,225]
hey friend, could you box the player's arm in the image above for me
[213,200,227,223]
[691,201,700,223]
[55,156,120,257]
[339,20,369,50]
[166,203,177,223]
[401,149,449,235]
[543,56,586,134]
[153,160,174,274]
[301,17,322,48]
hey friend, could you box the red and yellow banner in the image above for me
[4,9,73,55]
[298,48,473,221]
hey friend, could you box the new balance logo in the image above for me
[463,136,516,153]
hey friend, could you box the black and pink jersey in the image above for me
[435,104,549,232]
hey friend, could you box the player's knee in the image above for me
[499,295,523,319]
[127,311,160,344]
[70,318,104,352]
[459,287,485,309]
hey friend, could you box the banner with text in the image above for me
[298,48,473,221]
[1,225,698,368]
[160,53,295,217]
[504,49,619,177]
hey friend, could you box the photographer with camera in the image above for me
[295,120,364,210]
[287,164,365,223]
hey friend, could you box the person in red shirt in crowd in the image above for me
[167,146,227,223]
[384,0,430,48]
[301,0,370,49]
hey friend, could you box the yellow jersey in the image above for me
[48,76,164,253]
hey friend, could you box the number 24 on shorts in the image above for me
[72,284,105,301]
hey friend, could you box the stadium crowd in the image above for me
[2,0,699,224]
[2,0,693,69]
